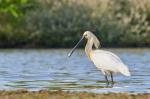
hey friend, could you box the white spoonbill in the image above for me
[68,31,130,85]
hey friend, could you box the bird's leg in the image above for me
[110,72,114,86]
[105,75,109,86]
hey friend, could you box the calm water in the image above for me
[0,48,149,93]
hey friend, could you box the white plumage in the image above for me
[91,50,130,76]
[68,31,130,85]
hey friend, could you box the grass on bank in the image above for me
[0,90,149,99]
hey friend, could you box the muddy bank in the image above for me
[0,90,149,99]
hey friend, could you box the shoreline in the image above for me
[0,90,149,99]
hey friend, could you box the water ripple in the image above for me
[0,48,149,93]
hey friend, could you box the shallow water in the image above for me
[0,48,149,93]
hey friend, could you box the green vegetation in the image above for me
[0,90,149,99]
[0,0,150,48]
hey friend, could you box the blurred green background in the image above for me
[0,0,150,48]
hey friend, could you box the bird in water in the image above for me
[68,31,130,86]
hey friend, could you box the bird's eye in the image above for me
[85,34,88,37]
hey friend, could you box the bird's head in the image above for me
[83,31,93,39]
[68,31,100,57]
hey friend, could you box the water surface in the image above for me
[0,48,149,93]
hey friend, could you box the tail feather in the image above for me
[118,64,131,76]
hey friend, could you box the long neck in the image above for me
[85,38,93,60]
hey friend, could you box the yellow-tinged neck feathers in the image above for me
[85,38,93,60]
[84,31,100,60]
[85,37,100,60]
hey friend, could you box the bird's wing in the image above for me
[97,50,122,62]
[91,50,124,72]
